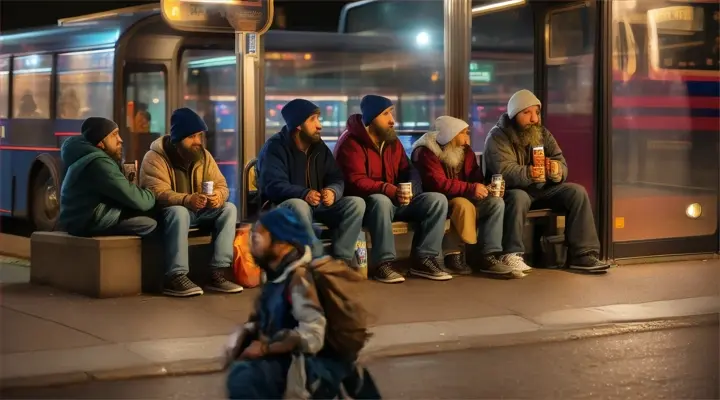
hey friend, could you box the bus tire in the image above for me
[29,155,62,232]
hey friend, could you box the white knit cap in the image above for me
[434,116,469,146]
[507,89,541,119]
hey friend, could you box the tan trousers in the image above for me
[443,197,477,254]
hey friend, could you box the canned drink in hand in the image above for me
[490,174,505,197]
[202,181,214,195]
[398,182,412,205]
[531,147,546,183]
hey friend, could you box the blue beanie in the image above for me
[258,207,314,247]
[170,108,208,144]
[281,99,320,131]
[81,117,118,146]
[360,95,393,126]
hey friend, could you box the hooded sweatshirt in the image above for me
[333,114,412,199]
[58,136,155,236]
[139,136,229,208]
[483,113,568,190]
[257,126,344,205]
[411,131,483,199]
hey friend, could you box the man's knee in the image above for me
[449,197,475,218]
[366,194,393,214]
[217,202,237,223]
[339,196,366,217]
[136,217,158,236]
[504,189,532,212]
[162,205,190,225]
[561,183,589,202]
[279,198,313,220]
[417,192,448,213]
[482,196,505,215]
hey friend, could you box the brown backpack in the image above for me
[302,257,371,361]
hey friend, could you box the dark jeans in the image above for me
[503,183,600,257]
[90,210,157,237]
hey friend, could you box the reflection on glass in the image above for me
[611,0,719,242]
[12,55,52,119]
[0,57,9,119]
[56,49,115,120]
[470,5,534,152]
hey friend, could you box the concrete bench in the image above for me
[30,228,217,298]
[31,232,143,298]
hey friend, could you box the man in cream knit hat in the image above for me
[483,89,610,273]
[412,116,518,278]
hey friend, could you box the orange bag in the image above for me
[232,224,262,288]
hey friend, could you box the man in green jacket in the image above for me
[59,117,157,237]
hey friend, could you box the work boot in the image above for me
[372,261,405,284]
[443,253,472,276]
[207,269,244,293]
[164,273,203,297]
[409,257,452,281]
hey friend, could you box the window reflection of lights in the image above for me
[303,53,312,60]
[416,31,430,47]
[686,203,702,219]
[13,68,52,74]
[152,98,160,104]
[472,0,525,16]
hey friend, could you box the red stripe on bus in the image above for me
[55,132,80,136]
[0,145,60,151]
[0,209,11,213]
[613,96,720,109]
[613,116,720,131]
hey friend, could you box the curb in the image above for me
[1,313,717,391]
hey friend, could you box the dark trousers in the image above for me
[503,183,600,257]
[90,210,157,237]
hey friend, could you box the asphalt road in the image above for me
[3,324,718,399]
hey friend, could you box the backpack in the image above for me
[295,257,371,361]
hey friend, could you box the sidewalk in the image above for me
[1,258,718,389]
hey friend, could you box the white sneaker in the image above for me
[502,253,533,273]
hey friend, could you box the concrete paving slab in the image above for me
[0,308,106,353]
[0,263,30,284]
[125,335,228,364]
[0,344,150,380]
[533,296,720,328]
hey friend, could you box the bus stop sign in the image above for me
[161,0,273,34]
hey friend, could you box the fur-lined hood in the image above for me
[412,131,467,169]
[411,131,442,156]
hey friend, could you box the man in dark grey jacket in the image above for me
[483,89,610,273]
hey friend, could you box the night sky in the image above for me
[0,0,349,32]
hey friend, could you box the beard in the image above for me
[438,143,466,169]
[106,148,123,163]
[178,144,205,162]
[251,249,281,281]
[517,124,544,148]
[371,123,397,143]
[299,128,321,144]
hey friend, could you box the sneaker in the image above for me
[207,269,244,293]
[164,274,203,297]
[373,262,405,284]
[443,253,472,275]
[478,255,515,276]
[567,253,611,272]
[410,257,453,281]
[502,253,533,273]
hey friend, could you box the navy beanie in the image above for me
[81,117,118,146]
[281,99,320,131]
[360,95,393,126]
[258,207,314,247]
[170,108,208,144]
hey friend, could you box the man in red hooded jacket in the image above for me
[412,116,520,278]
[334,95,450,284]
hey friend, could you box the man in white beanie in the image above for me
[483,89,610,273]
[412,116,518,278]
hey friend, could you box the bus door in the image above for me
[122,63,168,163]
[541,1,599,211]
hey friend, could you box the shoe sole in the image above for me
[206,286,244,294]
[567,264,611,272]
[163,288,204,297]
[409,270,453,281]
[478,268,515,276]
[374,276,406,284]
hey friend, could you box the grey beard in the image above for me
[518,124,544,148]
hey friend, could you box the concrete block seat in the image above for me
[30,228,219,298]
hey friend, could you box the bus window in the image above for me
[0,57,8,119]
[125,71,166,136]
[12,55,52,119]
[56,49,114,120]
[470,3,534,152]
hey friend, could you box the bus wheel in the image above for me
[30,160,60,231]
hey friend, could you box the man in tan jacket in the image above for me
[140,107,243,297]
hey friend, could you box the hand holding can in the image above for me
[532,147,546,183]
[489,174,505,197]
[398,182,412,206]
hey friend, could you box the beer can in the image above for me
[398,182,412,205]
[532,146,546,166]
[202,181,214,195]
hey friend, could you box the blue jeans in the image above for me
[90,213,157,237]
[279,197,366,261]
[363,192,448,266]
[161,202,237,277]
